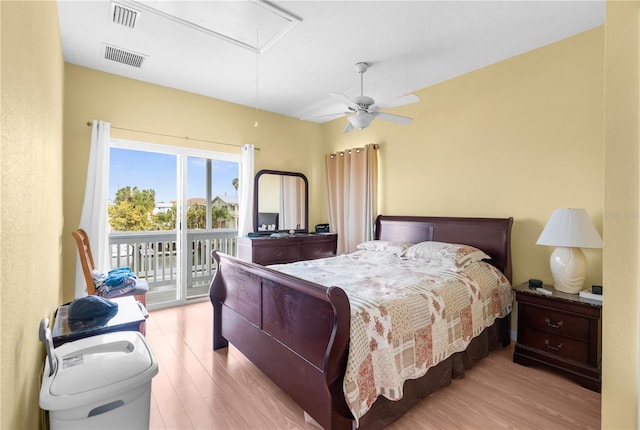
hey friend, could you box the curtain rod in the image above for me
[85,121,260,151]
[328,143,379,158]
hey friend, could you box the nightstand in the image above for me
[513,282,602,392]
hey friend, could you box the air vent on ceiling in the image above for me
[111,3,139,28]
[103,44,146,68]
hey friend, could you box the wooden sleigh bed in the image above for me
[209,215,514,429]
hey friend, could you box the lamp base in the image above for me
[549,247,587,294]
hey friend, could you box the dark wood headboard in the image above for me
[375,215,513,282]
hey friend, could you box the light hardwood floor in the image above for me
[147,301,600,430]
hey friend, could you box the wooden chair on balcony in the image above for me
[71,228,148,308]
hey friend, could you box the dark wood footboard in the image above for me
[210,251,354,430]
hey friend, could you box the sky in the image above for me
[109,148,239,203]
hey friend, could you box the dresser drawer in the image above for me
[254,245,300,265]
[300,239,335,260]
[519,326,589,363]
[520,304,589,340]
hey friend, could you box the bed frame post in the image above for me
[210,251,228,350]
[325,286,353,427]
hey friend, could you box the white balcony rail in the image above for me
[187,229,237,289]
[108,229,237,304]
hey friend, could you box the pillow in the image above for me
[356,240,413,256]
[404,241,490,270]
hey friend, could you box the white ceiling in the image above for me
[56,1,605,124]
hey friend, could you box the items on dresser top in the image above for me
[315,223,330,233]
[513,282,602,392]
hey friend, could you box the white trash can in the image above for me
[39,330,158,430]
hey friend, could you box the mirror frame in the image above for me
[253,169,309,234]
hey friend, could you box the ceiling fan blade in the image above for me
[373,111,413,125]
[371,93,419,111]
[330,92,359,110]
[343,122,354,133]
[301,111,351,121]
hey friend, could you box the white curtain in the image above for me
[279,176,303,230]
[238,144,255,237]
[74,120,111,297]
[325,144,378,254]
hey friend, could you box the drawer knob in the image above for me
[274,251,283,257]
[544,317,564,329]
[544,339,563,351]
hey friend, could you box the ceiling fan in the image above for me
[316,62,420,133]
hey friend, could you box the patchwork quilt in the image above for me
[270,249,513,424]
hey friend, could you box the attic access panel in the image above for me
[120,0,300,53]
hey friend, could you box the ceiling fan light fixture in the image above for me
[348,111,374,130]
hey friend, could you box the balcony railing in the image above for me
[108,229,237,307]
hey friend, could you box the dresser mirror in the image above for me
[254,169,309,233]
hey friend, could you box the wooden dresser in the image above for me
[237,233,337,265]
[513,282,602,392]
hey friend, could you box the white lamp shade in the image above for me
[537,208,602,294]
[536,208,602,249]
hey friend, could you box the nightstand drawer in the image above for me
[520,305,589,340]
[519,326,589,363]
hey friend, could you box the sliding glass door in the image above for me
[184,156,239,299]
[108,140,240,309]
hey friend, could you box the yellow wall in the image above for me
[602,0,640,428]
[63,65,325,301]
[4,2,639,427]
[323,28,605,292]
[0,1,65,428]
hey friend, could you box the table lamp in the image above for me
[536,208,603,294]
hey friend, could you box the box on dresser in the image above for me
[513,282,602,392]
[237,233,337,265]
